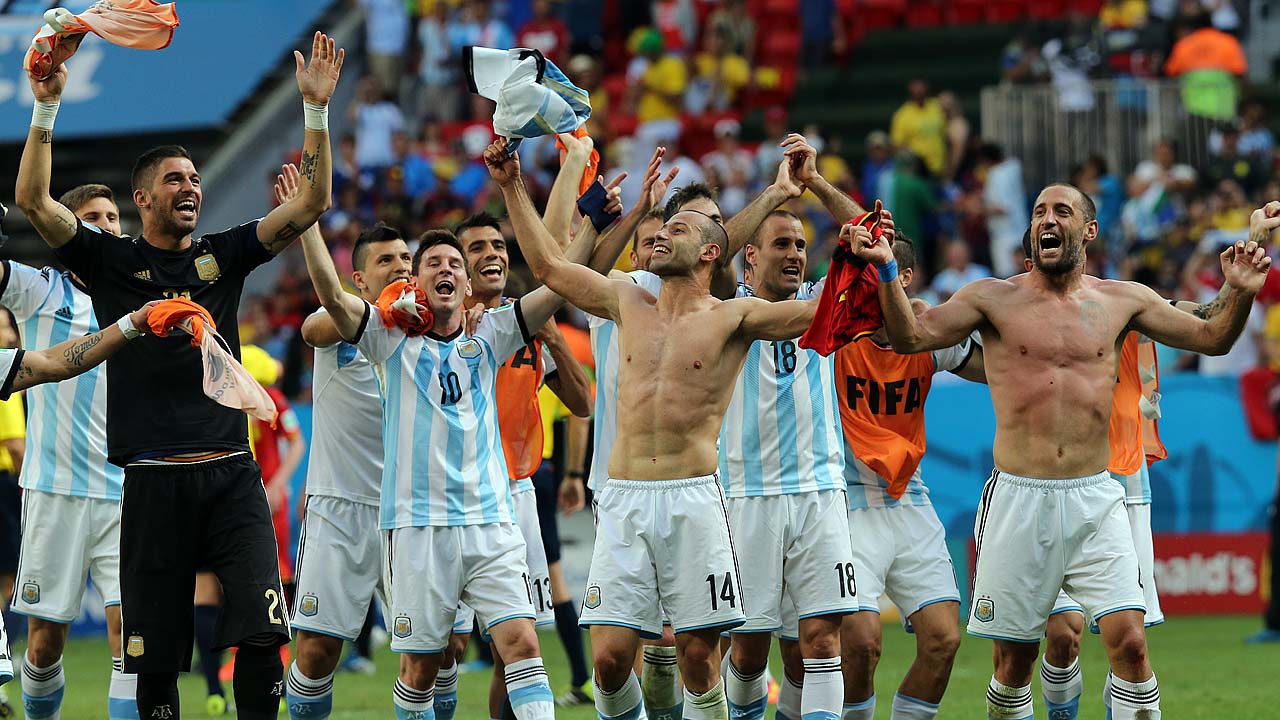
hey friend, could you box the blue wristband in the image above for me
[876,259,898,283]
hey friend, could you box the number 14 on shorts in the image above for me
[706,572,737,610]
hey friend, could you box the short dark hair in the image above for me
[633,207,667,253]
[891,235,916,270]
[455,211,502,240]
[352,222,405,271]
[1043,182,1097,224]
[748,210,800,247]
[413,229,470,276]
[131,145,193,191]
[663,182,718,221]
[59,184,116,214]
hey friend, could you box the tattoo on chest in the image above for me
[63,333,102,367]
[1079,300,1110,340]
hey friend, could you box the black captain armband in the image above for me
[577,181,620,233]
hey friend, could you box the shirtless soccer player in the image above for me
[0,184,137,720]
[486,136,821,720]
[855,183,1275,720]
[719,210,854,720]
[286,218,413,718]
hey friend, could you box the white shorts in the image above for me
[291,496,384,641]
[11,490,121,623]
[1051,502,1163,628]
[850,502,960,619]
[383,523,534,653]
[726,490,856,634]
[580,475,744,638]
[968,471,1145,642]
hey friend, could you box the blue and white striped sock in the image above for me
[286,662,334,719]
[21,656,64,720]
[776,671,804,720]
[641,646,681,720]
[433,661,459,720]
[594,672,645,720]
[800,657,842,720]
[842,693,875,720]
[891,692,939,720]
[1041,657,1082,720]
[505,657,554,720]
[986,677,1033,720]
[1108,673,1160,720]
[393,678,434,720]
[725,660,768,720]
[108,657,139,719]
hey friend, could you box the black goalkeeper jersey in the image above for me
[55,219,274,465]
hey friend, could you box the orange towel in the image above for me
[377,280,434,336]
[554,126,601,196]
[147,298,278,426]
[26,1,180,80]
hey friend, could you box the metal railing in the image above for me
[980,78,1227,191]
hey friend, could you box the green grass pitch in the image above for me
[9,615,1277,718]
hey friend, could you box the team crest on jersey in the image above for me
[457,339,482,359]
[393,615,412,638]
[126,634,145,657]
[194,254,221,281]
[584,585,601,609]
[20,582,39,604]
[299,594,318,617]
[973,597,995,623]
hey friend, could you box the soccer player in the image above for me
[0,183,138,720]
[718,209,854,720]
[286,219,413,720]
[487,137,821,720]
[295,199,609,718]
[835,236,982,720]
[855,184,1276,720]
[14,32,344,720]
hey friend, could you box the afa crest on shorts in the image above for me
[299,594,319,617]
[20,582,39,605]
[393,615,412,638]
[584,585,601,610]
[974,597,995,623]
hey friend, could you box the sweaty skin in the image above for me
[859,184,1275,479]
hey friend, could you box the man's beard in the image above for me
[1033,241,1082,276]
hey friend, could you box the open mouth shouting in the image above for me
[478,263,504,281]
[781,264,802,279]
[434,279,456,299]
[175,197,198,222]
[1038,231,1063,253]
[652,243,672,257]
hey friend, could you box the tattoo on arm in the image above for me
[15,365,33,380]
[38,130,51,144]
[299,149,318,185]
[1193,294,1228,320]
[62,332,103,367]
[264,222,305,254]
[54,210,77,234]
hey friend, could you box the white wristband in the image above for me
[303,100,328,131]
[116,314,140,340]
[31,100,59,131]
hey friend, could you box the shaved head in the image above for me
[674,209,728,267]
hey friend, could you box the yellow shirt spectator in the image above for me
[890,98,947,176]
[539,385,572,460]
[638,56,688,123]
[693,52,751,106]
[0,394,26,475]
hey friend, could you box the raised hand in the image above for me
[274,163,302,206]
[557,131,594,160]
[1221,239,1273,294]
[781,133,819,187]
[28,63,67,103]
[463,303,485,336]
[602,173,627,215]
[1249,201,1280,246]
[772,152,804,199]
[484,138,522,187]
[640,146,679,211]
[294,31,345,106]
[843,221,893,266]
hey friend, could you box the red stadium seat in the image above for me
[983,0,1025,23]
[1069,0,1103,14]
[904,0,944,27]
[759,29,802,61]
[1027,0,1069,21]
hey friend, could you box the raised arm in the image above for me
[540,322,592,418]
[543,133,595,247]
[784,133,866,223]
[1129,231,1272,355]
[724,152,804,258]
[850,221,986,352]
[256,32,344,254]
[737,296,819,341]
[277,164,365,340]
[14,66,79,248]
[12,302,157,392]
[486,139,630,322]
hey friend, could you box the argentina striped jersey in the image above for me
[354,300,530,529]
[0,261,121,500]
[718,282,843,497]
[586,270,664,490]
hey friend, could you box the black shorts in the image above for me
[530,460,561,565]
[0,472,19,574]
[119,454,289,674]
